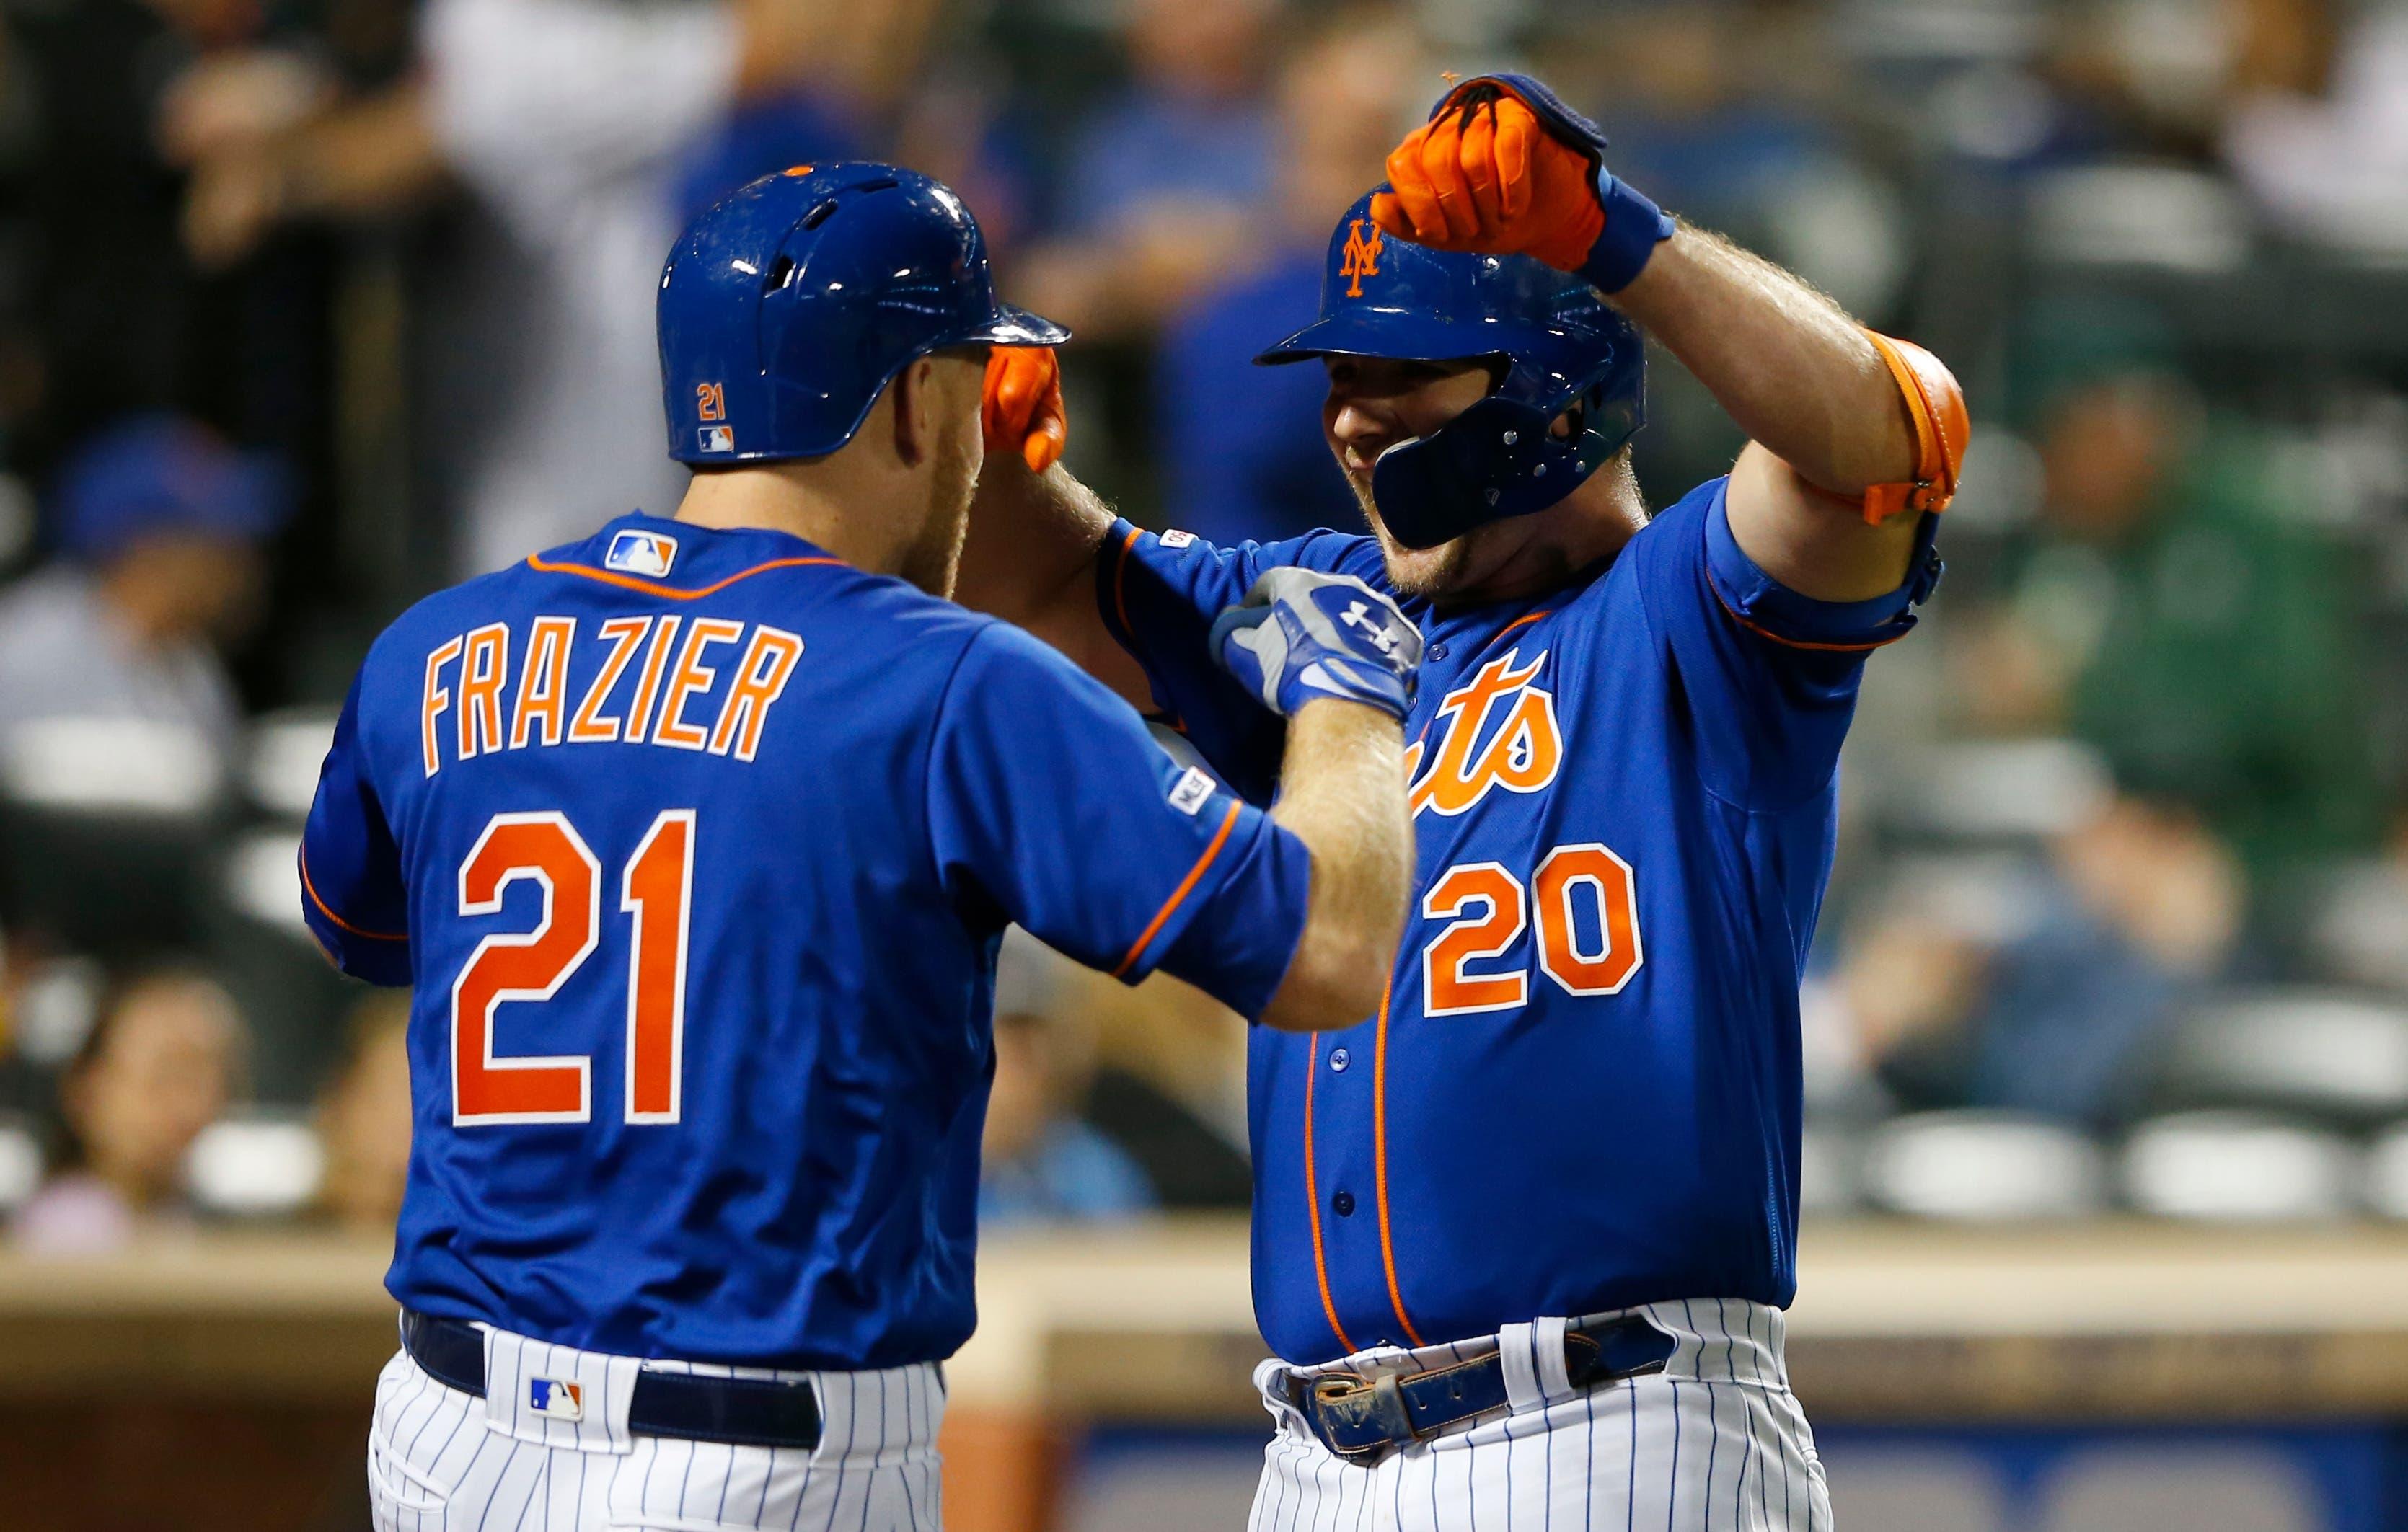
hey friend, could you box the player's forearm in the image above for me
[1260,700,1412,1033]
[1609,225,1915,495]
[958,457,1150,703]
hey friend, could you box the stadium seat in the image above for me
[2362,1120,2408,1220]
[0,717,224,955]
[1877,739,2111,844]
[0,1116,44,1216]
[1860,1110,2108,1220]
[241,707,338,821]
[2148,989,2408,1127]
[185,1113,325,1220]
[2119,1111,2359,1221]
[1799,1125,1868,1216]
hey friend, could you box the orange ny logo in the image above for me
[696,382,726,422]
[1341,219,1383,298]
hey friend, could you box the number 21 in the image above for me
[452,809,694,1126]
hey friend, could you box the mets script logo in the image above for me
[1341,219,1383,298]
[1401,647,1564,818]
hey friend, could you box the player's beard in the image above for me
[901,425,983,598]
[1346,452,1623,605]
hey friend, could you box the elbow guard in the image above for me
[1857,331,1970,525]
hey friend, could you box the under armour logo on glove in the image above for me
[1210,569,1423,721]
[1339,601,1404,655]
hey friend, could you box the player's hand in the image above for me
[1370,74,1672,292]
[982,345,1067,474]
[1210,569,1421,722]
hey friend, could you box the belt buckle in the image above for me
[1307,1369,1424,1464]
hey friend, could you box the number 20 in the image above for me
[1421,844,1641,1017]
[452,810,694,1126]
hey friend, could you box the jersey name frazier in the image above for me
[418,614,803,776]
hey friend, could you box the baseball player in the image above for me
[299,162,1422,1532]
[960,77,1967,1530]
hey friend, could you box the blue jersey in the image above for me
[1100,479,1936,1365]
[301,512,1311,1371]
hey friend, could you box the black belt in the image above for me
[1287,1314,1675,1464]
[401,1311,824,1451]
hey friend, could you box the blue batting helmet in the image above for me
[659,162,1067,465]
[1255,191,1644,550]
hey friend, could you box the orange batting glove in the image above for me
[982,345,1067,474]
[1371,75,1673,291]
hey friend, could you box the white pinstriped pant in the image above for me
[366,1341,943,1532]
[1248,1300,1833,1532]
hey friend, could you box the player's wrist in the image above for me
[1574,172,1675,294]
[1277,661,1414,722]
[1288,694,1407,732]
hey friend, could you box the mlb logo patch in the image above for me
[1168,766,1216,816]
[1159,529,1197,549]
[527,1377,583,1421]
[697,425,736,454]
[605,529,677,578]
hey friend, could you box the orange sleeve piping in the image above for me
[299,852,408,942]
[1108,526,1141,640]
[1111,800,1242,978]
[1711,588,1910,654]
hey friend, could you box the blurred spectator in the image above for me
[12,964,244,1252]
[2224,0,2408,255]
[1558,3,1835,234]
[1152,2,1425,544]
[314,991,410,1235]
[979,933,1155,1228]
[0,415,288,776]
[172,0,940,577]
[1839,790,2244,1128]
[1954,296,2378,882]
[1015,0,1282,342]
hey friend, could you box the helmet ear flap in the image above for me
[1370,395,1589,550]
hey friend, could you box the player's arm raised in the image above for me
[954,348,1157,707]
[1370,75,1967,602]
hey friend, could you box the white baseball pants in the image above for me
[366,1329,944,1532]
[1248,1299,1833,1532]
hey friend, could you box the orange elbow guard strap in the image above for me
[1857,331,1969,525]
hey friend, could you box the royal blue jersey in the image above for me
[301,512,1311,1371]
[1100,479,1937,1365]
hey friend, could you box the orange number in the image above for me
[454,813,600,1124]
[696,382,726,422]
[1419,843,1644,1016]
[1533,844,1643,996]
[622,810,694,1123]
[1420,862,1528,1016]
[451,810,698,1128]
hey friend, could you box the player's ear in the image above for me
[889,357,937,469]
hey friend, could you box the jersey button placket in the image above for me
[1332,1190,1355,1217]
[1329,1047,1350,1073]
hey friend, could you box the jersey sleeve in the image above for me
[1628,477,1940,811]
[299,672,413,986]
[927,622,1312,1022]
[1093,519,1385,804]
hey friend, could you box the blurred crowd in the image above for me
[0,0,2405,1247]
